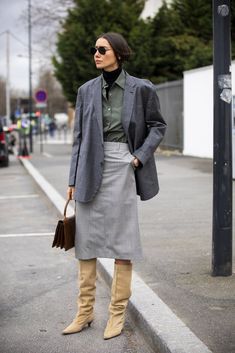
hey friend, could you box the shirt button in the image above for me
[108,108,111,111]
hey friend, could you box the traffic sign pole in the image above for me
[34,90,47,154]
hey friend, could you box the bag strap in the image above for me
[64,199,74,219]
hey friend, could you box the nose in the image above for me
[94,50,101,58]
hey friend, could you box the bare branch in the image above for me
[19,0,74,65]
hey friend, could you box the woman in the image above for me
[63,32,166,339]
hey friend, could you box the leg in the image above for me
[62,258,97,335]
[104,259,132,339]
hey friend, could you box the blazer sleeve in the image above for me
[133,85,167,166]
[68,88,83,186]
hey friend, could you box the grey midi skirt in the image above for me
[75,142,143,260]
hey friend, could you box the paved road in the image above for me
[0,156,155,353]
[26,140,235,353]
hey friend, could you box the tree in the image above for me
[151,0,235,83]
[0,77,27,121]
[20,0,73,57]
[53,0,147,104]
[170,0,213,41]
[150,0,213,83]
[53,0,235,97]
[35,69,68,118]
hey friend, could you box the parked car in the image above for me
[0,117,9,167]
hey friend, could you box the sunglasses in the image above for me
[90,46,111,55]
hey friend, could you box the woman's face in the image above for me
[94,38,119,72]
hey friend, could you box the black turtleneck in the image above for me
[102,67,122,87]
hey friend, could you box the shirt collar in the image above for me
[102,69,126,89]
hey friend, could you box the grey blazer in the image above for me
[69,72,167,203]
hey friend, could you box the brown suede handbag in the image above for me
[52,199,75,251]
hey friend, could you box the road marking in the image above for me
[37,140,72,145]
[0,232,54,238]
[20,158,74,216]
[20,157,214,353]
[42,152,53,158]
[0,194,39,200]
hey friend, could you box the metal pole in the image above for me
[40,112,43,154]
[212,0,233,276]
[6,30,10,121]
[28,0,33,153]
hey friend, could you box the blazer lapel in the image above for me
[93,76,103,142]
[122,73,136,133]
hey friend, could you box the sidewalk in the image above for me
[19,140,235,353]
[0,156,155,353]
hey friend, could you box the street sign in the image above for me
[35,89,47,103]
[15,109,21,118]
[35,102,47,108]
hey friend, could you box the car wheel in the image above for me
[2,158,9,167]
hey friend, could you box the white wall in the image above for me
[183,61,235,159]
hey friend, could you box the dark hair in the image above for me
[97,32,132,65]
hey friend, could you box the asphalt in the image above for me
[1,133,235,353]
[0,153,155,353]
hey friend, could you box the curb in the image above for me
[19,157,213,353]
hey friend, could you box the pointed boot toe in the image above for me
[103,323,122,340]
[62,317,93,335]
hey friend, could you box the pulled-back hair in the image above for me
[97,32,132,65]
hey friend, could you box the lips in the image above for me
[95,61,102,64]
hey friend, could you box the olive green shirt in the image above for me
[102,69,127,143]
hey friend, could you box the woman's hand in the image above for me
[132,157,140,169]
[67,186,75,200]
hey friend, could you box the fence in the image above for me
[156,79,183,151]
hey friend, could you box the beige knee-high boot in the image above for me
[62,258,97,335]
[104,263,132,340]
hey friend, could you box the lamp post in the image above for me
[6,30,10,122]
[212,0,233,276]
[28,0,33,153]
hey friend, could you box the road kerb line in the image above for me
[0,232,54,238]
[19,157,74,216]
[0,194,39,200]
